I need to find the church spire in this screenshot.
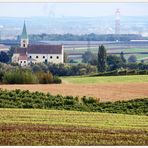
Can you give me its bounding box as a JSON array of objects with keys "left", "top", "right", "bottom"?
[
  {"left": 21, "top": 21, "right": 28, "bottom": 40},
  {"left": 20, "top": 21, "right": 29, "bottom": 48}
]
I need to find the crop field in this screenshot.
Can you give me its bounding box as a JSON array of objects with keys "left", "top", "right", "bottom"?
[
  {"left": 65, "top": 47, "right": 148, "bottom": 54},
  {"left": 65, "top": 47, "right": 148, "bottom": 61},
  {"left": 0, "top": 108, "right": 148, "bottom": 145},
  {"left": 0, "top": 75, "right": 148, "bottom": 101}
]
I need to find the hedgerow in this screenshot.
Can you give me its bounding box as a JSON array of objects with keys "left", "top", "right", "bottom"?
[{"left": 0, "top": 89, "right": 147, "bottom": 115}]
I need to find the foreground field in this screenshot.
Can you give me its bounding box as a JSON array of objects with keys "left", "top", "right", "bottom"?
[
  {"left": 0, "top": 75, "right": 148, "bottom": 101},
  {"left": 0, "top": 108, "right": 148, "bottom": 145}
]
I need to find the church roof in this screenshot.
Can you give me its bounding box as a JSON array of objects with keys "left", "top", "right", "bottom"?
[
  {"left": 15, "top": 48, "right": 27, "bottom": 54},
  {"left": 21, "top": 22, "right": 28, "bottom": 39},
  {"left": 19, "top": 55, "right": 28, "bottom": 61},
  {"left": 28, "top": 45, "right": 62, "bottom": 54},
  {"left": 15, "top": 45, "right": 63, "bottom": 54}
]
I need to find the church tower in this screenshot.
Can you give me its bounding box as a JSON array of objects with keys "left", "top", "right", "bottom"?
[{"left": 20, "top": 21, "right": 29, "bottom": 48}]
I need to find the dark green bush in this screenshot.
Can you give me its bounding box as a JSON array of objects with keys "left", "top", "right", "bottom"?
[
  {"left": 0, "top": 89, "right": 147, "bottom": 115},
  {"left": 138, "top": 70, "right": 147, "bottom": 75},
  {"left": 53, "top": 76, "right": 62, "bottom": 84},
  {"left": 3, "top": 69, "right": 38, "bottom": 84},
  {"left": 118, "top": 70, "right": 127, "bottom": 75},
  {"left": 126, "top": 70, "right": 137, "bottom": 75},
  {"left": 35, "top": 72, "right": 54, "bottom": 84}
]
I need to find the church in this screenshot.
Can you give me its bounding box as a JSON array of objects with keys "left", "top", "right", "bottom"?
[{"left": 12, "top": 22, "right": 64, "bottom": 66}]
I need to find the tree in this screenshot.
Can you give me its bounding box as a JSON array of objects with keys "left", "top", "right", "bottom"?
[
  {"left": 64, "top": 52, "right": 68, "bottom": 63},
  {"left": 7, "top": 46, "right": 18, "bottom": 62},
  {"left": 120, "top": 52, "right": 126, "bottom": 63},
  {"left": 97, "top": 45, "right": 107, "bottom": 72},
  {"left": 82, "top": 51, "right": 97, "bottom": 65},
  {"left": 107, "top": 55, "right": 124, "bottom": 71},
  {"left": 128, "top": 55, "right": 137, "bottom": 63},
  {"left": 0, "top": 51, "right": 9, "bottom": 63}
]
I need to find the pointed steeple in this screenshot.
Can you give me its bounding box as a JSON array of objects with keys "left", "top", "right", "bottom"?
[
  {"left": 20, "top": 21, "right": 29, "bottom": 48},
  {"left": 21, "top": 21, "right": 28, "bottom": 39}
]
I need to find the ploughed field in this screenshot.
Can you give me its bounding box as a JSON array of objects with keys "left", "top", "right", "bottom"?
[
  {"left": 0, "top": 108, "right": 148, "bottom": 145},
  {"left": 0, "top": 75, "right": 148, "bottom": 101}
]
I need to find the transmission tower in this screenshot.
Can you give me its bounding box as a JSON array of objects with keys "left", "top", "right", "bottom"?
[{"left": 115, "top": 9, "right": 120, "bottom": 35}]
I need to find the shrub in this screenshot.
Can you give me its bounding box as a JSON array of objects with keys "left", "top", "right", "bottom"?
[
  {"left": 53, "top": 76, "right": 62, "bottom": 84},
  {"left": 35, "top": 72, "right": 54, "bottom": 84},
  {"left": 127, "top": 70, "right": 137, "bottom": 75},
  {"left": 0, "top": 89, "right": 147, "bottom": 115},
  {"left": 118, "top": 70, "right": 127, "bottom": 75},
  {"left": 138, "top": 70, "right": 147, "bottom": 75},
  {"left": 2, "top": 69, "right": 38, "bottom": 84}
]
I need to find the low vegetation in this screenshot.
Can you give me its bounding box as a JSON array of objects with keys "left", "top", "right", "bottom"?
[
  {"left": 0, "top": 89, "right": 147, "bottom": 115},
  {"left": 0, "top": 108, "right": 148, "bottom": 145},
  {"left": 0, "top": 64, "right": 61, "bottom": 84},
  {"left": 62, "top": 75, "right": 148, "bottom": 84}
]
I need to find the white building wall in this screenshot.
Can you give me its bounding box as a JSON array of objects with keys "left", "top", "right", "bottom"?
[
  {"left": 28, "top": 53, "right": 64, "bottom": 64},
  {"left": 18, "top": 60, "right": 28, "bottom": 66},
  {"left": 12, "top": 53, "right": 19, "bottom": 63}
]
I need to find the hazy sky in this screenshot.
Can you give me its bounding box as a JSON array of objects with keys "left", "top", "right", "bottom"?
[{"left": 0, "top": 3, "right": 148, "bottom": 17}]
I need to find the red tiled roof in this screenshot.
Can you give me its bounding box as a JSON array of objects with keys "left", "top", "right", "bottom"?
[
  {"left": 15, "top": 48, "right": 27, "bottom": 54},
  {"left": 15, "top": 44, "right": 62, "bottom": 54},
  {"left": 19, "top": 55, "right": 28, "bottom": 61}
]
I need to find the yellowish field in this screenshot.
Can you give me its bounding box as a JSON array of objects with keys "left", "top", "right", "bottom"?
[
  {"left": 0, "top": 82, "right": 148, "bottom": 101},
  {"left": 0, "top": 108, "right": 148, "bottom": 145}
]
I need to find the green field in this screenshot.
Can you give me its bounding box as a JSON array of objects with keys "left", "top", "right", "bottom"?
[
  {"left": 62, "top": 75, "right": 148, "bottom": 84},
  {"left": 65, "top": 47, "right": 148, "bottom": 54},
  {"left": 0, "top": 108, "right": 148, "bottom": 145},
  {"left": 65, "top": 48, "right": 148, "bottom": 61}
]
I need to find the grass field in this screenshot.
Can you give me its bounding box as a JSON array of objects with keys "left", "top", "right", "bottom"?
[
  {"left": 62, "top": 75, "right": 148, "bottom": 84},
  {"left": 0, "top": 108, "right": 148, "bottom": 145},
  {"left": 65, "top": 47, "right": 148, "bottom": 61}
]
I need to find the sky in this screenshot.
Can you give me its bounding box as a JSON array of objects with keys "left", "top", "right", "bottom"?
[{"left": 0, "top": 3, "right": 148, "bottom": 17}]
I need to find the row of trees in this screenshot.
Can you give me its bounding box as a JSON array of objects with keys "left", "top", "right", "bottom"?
[
  {"left": 31, "top": 63, "right": 97, "bottom": 76},
  {"left": 82, "top": 45, "right": 143, "bottom": 73},
  {"left": 28, "top": 33, "right": 145, "bottom": 41},
  {"left": 0, "top": 63, "right": 62, "bottom": 84},
  {"left": 97, "top": 45, "right": 138, "bottom": 72}
]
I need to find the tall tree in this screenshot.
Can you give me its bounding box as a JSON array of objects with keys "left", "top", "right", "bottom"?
[
  {"left": 0, "top": 51, "right": 9, "bottom": 63},
  {"left": 107, "top": 55, "right": 123, "bottom": 71},
  {"left": 64, "top": 52, "right": 68, "bottom": 63},
  {"left": 120, "top": 52, "right": 126, "bottom": 63},
  {"left": 82, "top": 51, "right": 97, "bottom": 65},
  {"left": 97, "top": 45, "right": 107, "bottom": 72}
]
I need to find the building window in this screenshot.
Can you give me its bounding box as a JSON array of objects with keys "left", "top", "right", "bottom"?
[
  {"left": 20, "top": 61, "right": 22, "bottom": 63},
  {"left": 57, "top": 56, "right": 59, "bottom": 59},
  {"left": 45, "top": 59, "right": 47, "bottom": 63},
  {"left": 24, "top": 61, "right": 26, "bottom": 63},
  {"left": 43, "top": 56, "right": 45, "bottom": 59},
  {"left": 23, "top": 44, "right": 25, "bottom": 47},
  {"left": 29, "top": 56, "right": 32, "bottom": 59},
  {"left": 36, "top": 56, "right": 38, "bottom": 59},
  {"left": 50, "top": 56, "right": 52, "bottom": 59}
]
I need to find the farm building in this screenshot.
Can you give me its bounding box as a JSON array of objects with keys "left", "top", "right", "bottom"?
[{"left": 12, "top": 22, "right": 64, "bottom": 66}]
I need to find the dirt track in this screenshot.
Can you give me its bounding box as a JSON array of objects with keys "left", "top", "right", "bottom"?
[{"left": 0, "top": 82, "right": 148, "bottom": 102}]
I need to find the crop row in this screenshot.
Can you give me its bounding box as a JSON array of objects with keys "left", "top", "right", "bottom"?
[{"left": 0, "top": 89, "right": 148, "bottom": 115}]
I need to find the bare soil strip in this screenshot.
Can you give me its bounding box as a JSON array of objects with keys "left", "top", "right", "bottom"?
[{"left": 0, "top": 82, "right": 148, "bottom": 101}]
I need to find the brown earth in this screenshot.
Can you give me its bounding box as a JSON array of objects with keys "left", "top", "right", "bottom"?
[
  {"left": 0, "top": 82, "right": 148, "bottom": 101},
  {"left": 0, "top": 123, "right": 147, "bottom": 145}
]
